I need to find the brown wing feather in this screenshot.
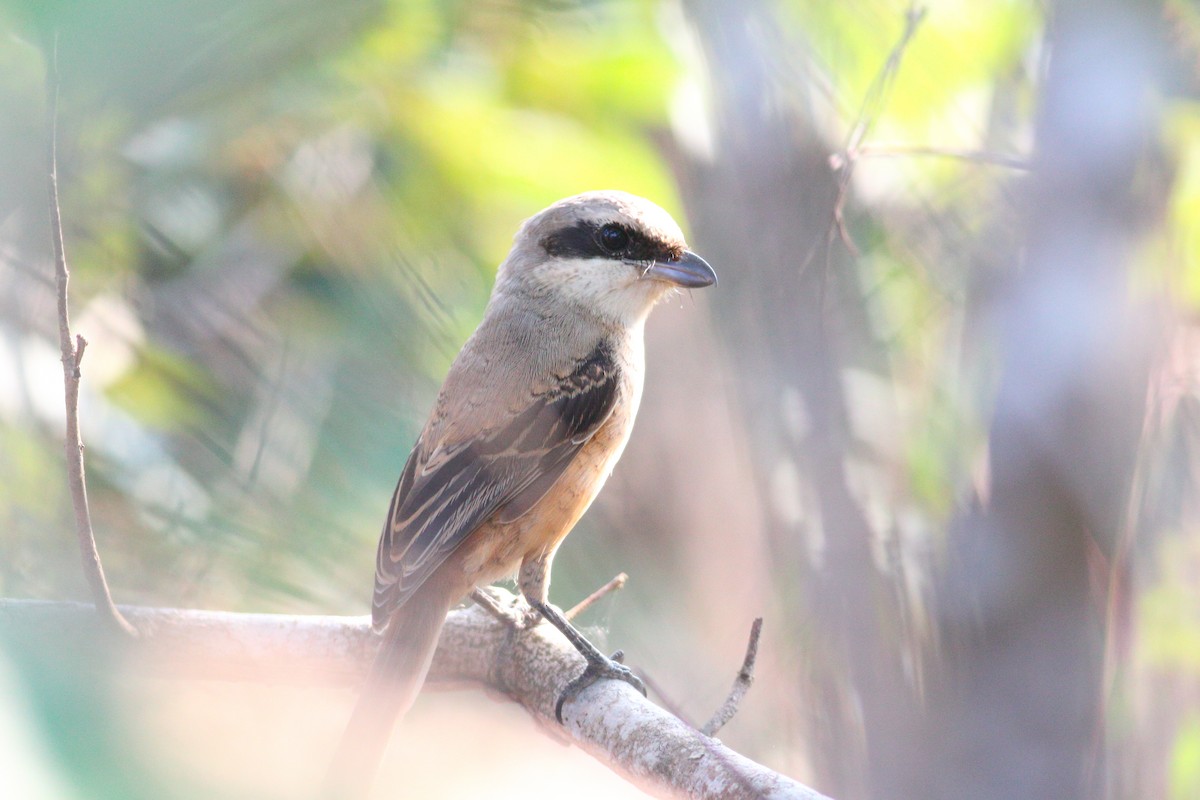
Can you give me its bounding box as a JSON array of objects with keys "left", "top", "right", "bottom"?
[{"left": 372, "top": 341, "right": 620, "bottom": 629}]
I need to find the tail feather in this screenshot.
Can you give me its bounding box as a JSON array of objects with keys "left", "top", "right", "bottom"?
[{"left": 322, "top": 593, "right": 451, "bottom": 799}]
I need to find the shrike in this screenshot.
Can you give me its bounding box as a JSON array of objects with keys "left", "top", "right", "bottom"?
[{"left": 326, "top": 190, "right": 716, "bottom": 796}]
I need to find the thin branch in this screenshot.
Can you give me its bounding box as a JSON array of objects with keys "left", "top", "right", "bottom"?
[
  {"left": 45, "top": 36, "right": 135, "bottom": 637},
  {"left": 834, "top": 144, "right": 1031, "bottom": 171},
  {"left": 470, "top": 586, "right": 522, "bottom": 624},
  {"left": 840, "top": 5, "right": 928, "bottom": 158},
  {"left": 566, "top": 572, "right": 628, "bottom": 621},
  {"left": 702, "top": 617, "right": 764, "bottom": 737},
  {"left": 830, "top": 4, "right": 928, "bottom": 256},
  {"left": 0, "top": 596, "right": 832, "bottom": 800}
]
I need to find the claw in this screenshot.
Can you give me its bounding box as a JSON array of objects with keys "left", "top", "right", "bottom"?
[
  {"left": 524, "top": 599, "right": 646, "bottom": 723},
  {"left": 555, "top": 652, "right": 647, "bottom": 723}
]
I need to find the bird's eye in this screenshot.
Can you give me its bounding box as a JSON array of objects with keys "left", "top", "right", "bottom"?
[{"left": 598, "top": 224, "right": 629, "bottom": 254}]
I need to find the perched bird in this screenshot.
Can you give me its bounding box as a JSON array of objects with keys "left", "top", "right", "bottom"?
[{"left": 325, "top": 190, "right": 716, "bottom": 797}]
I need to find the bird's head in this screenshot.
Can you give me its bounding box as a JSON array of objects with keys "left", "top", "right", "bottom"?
[{"left": 498, "top": 190, "right": 716, "bottom": 326}]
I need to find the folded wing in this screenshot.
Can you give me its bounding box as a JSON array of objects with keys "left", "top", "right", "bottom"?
[{"left": 372, "top": 342, "right": 620, "bottom": 629}]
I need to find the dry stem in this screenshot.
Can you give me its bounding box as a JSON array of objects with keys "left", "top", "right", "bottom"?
[{"left": 45, "top": 37, "right": 134, "bottom": 637}]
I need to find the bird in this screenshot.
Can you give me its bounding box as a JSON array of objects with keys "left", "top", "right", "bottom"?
[{"left": 324, "top": 190, "right": 716, "bottom": 797}]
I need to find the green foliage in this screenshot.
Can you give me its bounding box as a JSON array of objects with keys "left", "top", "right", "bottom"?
[
  {"left": 0, "top": 0, "right": 694, "bottom": 621},
  {"left": 1143, "top": 537, "right": 1200, "bottom": 672},
  {"left": 1173, "top": 718, "right": 1200, "bottom": 800}
]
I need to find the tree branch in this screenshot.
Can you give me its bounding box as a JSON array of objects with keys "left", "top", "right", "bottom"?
[
  {"left": 0, "top": 594, "right": 829, "bottom": 800},
  {"left": 44, "top": 35, "right": 135, "bottom": 637}
]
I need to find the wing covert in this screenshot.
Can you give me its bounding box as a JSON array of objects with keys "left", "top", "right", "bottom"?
[{"left": 372, "top": 341, "right": 620, "bottom": 628}]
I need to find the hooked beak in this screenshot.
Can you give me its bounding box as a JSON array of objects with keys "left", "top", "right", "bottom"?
[{"left": 642, "top": 250, "right": 717, "bottom": 288}]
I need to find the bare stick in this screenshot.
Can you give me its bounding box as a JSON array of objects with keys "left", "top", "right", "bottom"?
[
  {"left": 841, "top": 5, "right": 927, "bottom": 158},
  {"left": 566, "top": 572, "right": 628, "bottom": 621},
  {"left": 45, "top": 37, "right": 135, "bottom": 637},
  {"left": 834, "top": 144, "right": 1031, "bottom": 171},
  {"left": 830, "top": 4, "right": 928, "bottom": 255},
  {"left": 702, "top": 618, "right": 763, "bottom": 737},
  {"left": 471, "top": 587, "right": 522, "bottom": 625}
]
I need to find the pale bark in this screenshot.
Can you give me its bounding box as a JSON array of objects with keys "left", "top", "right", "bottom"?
[{"left": 0, "top": 595, "right": 830, "bottom": 800}]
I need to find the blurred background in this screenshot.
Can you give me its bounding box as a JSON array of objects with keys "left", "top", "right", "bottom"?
[{"left": 0, "top": 0, "right": 1198, "bottom": 798}]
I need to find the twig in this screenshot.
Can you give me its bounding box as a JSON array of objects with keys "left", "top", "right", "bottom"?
[
  {"left": 833, "top": 144, "right": 1031, "bottom": 171},
  {"left": 45, "top": 36, "right": 135, "bottom": 637},
  {"left": 830, "top": 4, "right": 928, "bottom": 256},
  {"left": 468, "top": 587, "right": 516, "bottom": 623},
  {"left": 841, "top": 5, "right": 927, "bottom": 159},
  {"left": 702, "top": 618, "right": 763, "bottom": 737},
  {"left": 566, "top": 572, "right": 628, "bottom": 621}
]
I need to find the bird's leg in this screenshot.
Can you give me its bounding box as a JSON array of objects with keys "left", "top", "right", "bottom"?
[
  {"left": 530, "top": 599, "right": 648, "bottom": 721},
  {"left": 519, "top": 553, "right": 647, "bottom": 723}
]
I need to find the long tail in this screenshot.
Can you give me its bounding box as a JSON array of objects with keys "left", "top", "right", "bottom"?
[{"left": 322, "top": 591, "right": 451, "bottom": 799}]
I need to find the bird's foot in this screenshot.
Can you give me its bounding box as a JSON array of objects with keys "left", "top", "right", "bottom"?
[{"left": 555, "top": 648, "right": 647, "bottom": 723}]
